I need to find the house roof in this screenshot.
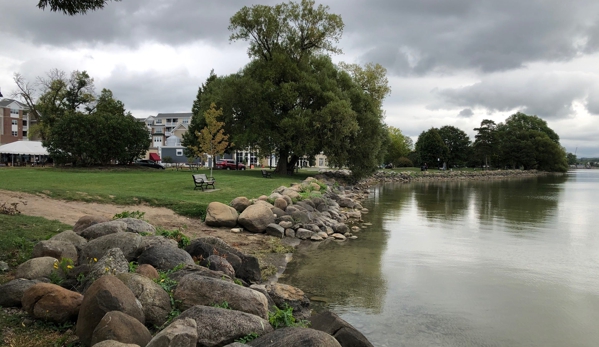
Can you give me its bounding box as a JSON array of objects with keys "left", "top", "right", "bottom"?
[
  {"left": 0, "top": 98, "right": 28, "bottom": 109},
  {"left": 155, "top": 112, "right": 193, "bottom": 119}
]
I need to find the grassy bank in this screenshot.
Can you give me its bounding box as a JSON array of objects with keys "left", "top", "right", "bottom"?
[{"left": 0, "top": 167, "right": 313, "bottom": 218}]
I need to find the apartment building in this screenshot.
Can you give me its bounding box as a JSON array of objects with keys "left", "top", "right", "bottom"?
[
  {"left": 141, "top": 112, "right": 192, "bottom": 161},
  {"left": 0, "top": 98, "right": 32, "bottom": 145}
]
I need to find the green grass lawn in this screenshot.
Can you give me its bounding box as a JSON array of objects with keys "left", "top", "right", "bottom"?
[{"left": 0, "top": 167, "right": 314, "bottom": 218}]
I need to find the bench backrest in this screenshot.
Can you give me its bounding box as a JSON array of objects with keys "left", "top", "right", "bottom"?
[{"left": 193, "top": 174, "right": 203, "bottom": 182}]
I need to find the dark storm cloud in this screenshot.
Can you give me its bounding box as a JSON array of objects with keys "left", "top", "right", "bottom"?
[
  {"left": 6, "top": 0, "right": 599, "bottom": 75},
  {"left": 337, "top": 0, "right": 599, "bottom": 75},
  {"left": 0, "top": 0, "right": 249, "bottom": 48}
]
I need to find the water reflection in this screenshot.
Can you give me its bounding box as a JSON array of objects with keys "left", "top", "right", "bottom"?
[{"left": 282, "top": 172, "right": 599, "bottom": 347}]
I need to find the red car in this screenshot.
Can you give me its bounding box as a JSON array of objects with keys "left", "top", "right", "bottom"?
[{"left": 215, "top": 159, "right": 246, "bottom": 170}]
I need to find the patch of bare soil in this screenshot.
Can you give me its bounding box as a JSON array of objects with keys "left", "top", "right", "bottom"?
[{"left": 0, "top": 189, "right": 272, "bottom": 256}]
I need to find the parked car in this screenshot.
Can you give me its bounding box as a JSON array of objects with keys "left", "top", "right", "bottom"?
[
  {"left": 134, "top": 159, "right": 165, "bottom": 169},
  {"left": 215, "top": 159, "right": 246, "bottom": 170}
]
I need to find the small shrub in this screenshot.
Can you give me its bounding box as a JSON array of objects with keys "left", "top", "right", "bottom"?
[
  {"left": 113, "top": 210, "right": 146, "bottom": 220},
  {"left": 212, "top": 301, "right": 231, "bottom": 310},
  {"left": 128, "top": 261, "right": 138, "bottom": 272},
  {"left": 156, "top": 227, "right": 190, "bottom": 248},
  {"left": 234, "top": 278, "right": 243, "bottom": 286},
  {"left": 235, "top": 332, "right": 259, "bottom": 343},
  {"left": 396, "top": 157, "right": 414, "bottom": 167},
  {"left": 268, "top": 305, "right": 309, "bottom": 329}
]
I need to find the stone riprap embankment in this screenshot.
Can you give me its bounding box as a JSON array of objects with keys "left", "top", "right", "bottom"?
[
  {"left": 0, "top": 176, "right": 374, "bottom": 347},
  {"left": 316, "top": 169, "right": 550, "bottom": 190}
]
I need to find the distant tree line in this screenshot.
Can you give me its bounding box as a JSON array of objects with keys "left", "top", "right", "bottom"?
[{"left": 383, "top": 112, "right": 568, "bottom": 172}]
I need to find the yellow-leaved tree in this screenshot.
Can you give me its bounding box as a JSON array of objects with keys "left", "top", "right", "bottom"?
[{"left": 189, "top": 103, "right": 231, "bottom": 177}]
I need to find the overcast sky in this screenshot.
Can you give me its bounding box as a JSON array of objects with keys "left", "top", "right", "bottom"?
[{"left": 1, "top": 0, "right": 598, "bottom": 157}]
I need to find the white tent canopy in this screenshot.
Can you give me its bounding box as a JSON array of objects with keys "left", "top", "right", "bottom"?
[{"left": 0, "top": 141, "right": 48, "bottom": 155}]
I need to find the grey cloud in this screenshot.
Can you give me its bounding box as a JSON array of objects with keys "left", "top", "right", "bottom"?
[
  {"left": 5, "top": 0, "right": 599, "bottom": 76},
  {"left": 99, "top": 67, "right": 199, "bottom": 114},
  {"left": 458, "top": 108, "right": 473, "bottom": 118},
  {"left": 436, "top": 72, "right": 593, "bottom": 119},
  {"left": 1, "top": 0, "right": 249, "bottom": 48},
  {"left": 338, "top": 0, "right": 599, "bottom": 75}
]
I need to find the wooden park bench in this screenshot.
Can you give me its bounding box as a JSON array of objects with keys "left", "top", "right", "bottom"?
[
  {"left": 192, "top": 174, "right": 216, "bottom": 191},
  {"left": 261, "top": 169, "right": 272, "bottom": 178}
]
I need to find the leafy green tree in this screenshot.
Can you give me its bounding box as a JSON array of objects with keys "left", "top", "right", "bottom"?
[
  {"left": 384, "top": 126, "right": 411, "bottom": 166},
  {"left": 438, "top": 125, "right": 471, "bottom": 168},
  {"left": 220, "top": 0, "right": 387, "bottom": 179},
  {"left": 183, "top": 71, "right": 218, "bottom": 159},
  {"left": 473, "top": 119, "right": 498, "bottom": 169},
  {"left": 13, "top": 69, "right": 96, "bottom": 140},
  {"left": 37, "top": 0, "right": 120, "bottom": 15},
  {"left": 495, "top": 112, "right": 567, "bottom": 172},
  {"left": 415, "top": 128, "right": 449, "bottom": 169},
  {"left": 42, "top": 88, "right": 148, "bottom": 166},
  {"left": 188, "top": 103, "right": 231, "bottom": 177},
  {"left": 567, "top": 152, "right": 577, "bottom": 165}
]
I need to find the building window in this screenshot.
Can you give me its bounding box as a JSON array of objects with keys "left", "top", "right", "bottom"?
[
  {"left": 12, "top": 131, "right": 18, "bottom": 136},
  {"left": 182, "top": 118, "right": 189, "bottom": 124},
  {"left": 22, "top": 131, "right": 27, "bottom": 137},
  {"left": 22, "top": 120, "right": 27, "bottom": 126},
  {"left": 153, "top": 137, "right": 162, "bottom": 145},
  {"left": 172, "top": 118, "right": 178, "bottom": 124},
  {"left": 10, "top": 109, "right": 19, "bottom": 115},
  {"left": 176, "top": 149, "right": 183, "bottom": 156},
  {"left": 319, "top": 158, "right": 324, "bottom": 166},
  {"left": 12, "top": 120, "right": 18, "bottom": 126},
  {"left": 155, "top": 119, "right": 162, "bottom": 124}
]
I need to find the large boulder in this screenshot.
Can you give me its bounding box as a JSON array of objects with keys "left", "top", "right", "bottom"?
[
  {"left": 248, "top": 327, "right": 341, "bottom": 347},
  {"left": 201, "top": 255, "right": 235, "bottom": 278},
  {"left": 80, "top": 221, "right": 128, "bottom": 240},
  {"left": 205, "top": 202, "right": 239, "bottom": 228},
  {"left": 185, "top": 237, "right": 261, "bottom": 283},
  {"left": 266, "top": 283, "right": 311, "bottom": 320},
  {"left": 74, "top": 215, "right": 110, "bottom": 234},
  {"left": 79, "top": 233, "right": 143, "bottom": 263},
  {"left": 91, "top": 341, "right": 140, "bottom": 347},
  {"left": 76, "top": 275, "right": 145, "bottom": 347},
  {"left": 273, "top": 198, "right": 288, "bottom": 211},
  {"left": 50, "top": 230, "right": 88, "bottom": 249},
  {"left": 90, "top": 311, "right": 152, "bottom": 347},
  {"left": 87, "top": 248, "right": 129, "bottom": 283},
  {"left": 309, "top": 310, "right": 374, "bottom": 347},
  {"left": 238, "top": 204, "right": 275, "bottom": 233},
  {"left": 116, "top": 273, "right": 172, "bottom": 327},
  {"left": 168, "top": 264, "right": 233, "bottom": 283},
  {"left": 137, "top": 244, "right": 195, "bottom": 271},
  {"left": 173, "top": 273, "right": 269, "bottom": 319},
  {"left": 230, "top": 197, "right": 251, "bottom": 213},
  {"left": 0, "top": 278, "right": 43, "bottom": 307},
  {"left": 139, "top": 236, "right": 179, "bottom": 253},
  {"left": 174, "top": 305, "right": 272, "bottom": 347},
  {"left": 281, "top": 189, "right": 300, "bottom": 201},
  {"left": 32, "top": 240, "right": 78, "bottom": 264},
  {"left": 135, "top": 264, "right": 159, "bottom": 280},
  {"left": 15, "top": 256, "right": 58, "bottom": 280},
  {"left": 115, "top": 218, "right": 156, "bottom": 235},
  {"left": 22, "top": 283, "right": 83, "bottom": 324},
  {"left": 265, "top": 224, "right": 284, "bottom": 238},
  {"left": 146, "top": 317, "right": 197, "bottom": 347}
]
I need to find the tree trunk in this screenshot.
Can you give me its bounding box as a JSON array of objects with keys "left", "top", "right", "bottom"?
[{"left": 274, "top": 148, "right": 299, "bottom": 175}]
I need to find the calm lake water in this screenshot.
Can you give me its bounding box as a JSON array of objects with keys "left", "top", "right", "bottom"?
[{"left": 280, "top": 170, "right": 599, "bottom": 347}]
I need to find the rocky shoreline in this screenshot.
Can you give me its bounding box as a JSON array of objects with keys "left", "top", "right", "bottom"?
[{"left": 0, "top": 169, "right": 553, "bottom": 347}]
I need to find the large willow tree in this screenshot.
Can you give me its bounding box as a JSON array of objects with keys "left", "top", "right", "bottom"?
[{"left": 189, "top": 0, "right": 389, "bottom": 180}]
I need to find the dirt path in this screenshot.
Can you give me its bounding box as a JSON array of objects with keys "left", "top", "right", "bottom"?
[{"left": 0, "top": 189, "right": 272, "bottom": 254}]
